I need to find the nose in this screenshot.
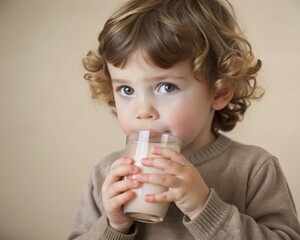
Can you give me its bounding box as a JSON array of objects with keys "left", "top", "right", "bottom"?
[{"left": 135, "top": 101, "right": 159, "bottom": 120}]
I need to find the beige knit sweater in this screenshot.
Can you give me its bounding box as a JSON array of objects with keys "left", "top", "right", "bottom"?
[{"left": 67, "top": 134, "right": 300, "bottom": 239}]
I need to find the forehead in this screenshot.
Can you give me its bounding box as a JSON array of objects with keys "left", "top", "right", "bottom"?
[{"left": 107, "top": 50, "right": 194, "bottom": 80}]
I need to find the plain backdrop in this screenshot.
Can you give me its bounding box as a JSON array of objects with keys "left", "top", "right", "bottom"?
[{"left": 0, "top": 0, "right": 299, "bottom": 239}]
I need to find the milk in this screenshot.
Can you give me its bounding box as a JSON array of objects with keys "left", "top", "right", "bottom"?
[{"left": 123, "top": 131, "right": 181, "bottom": 223}]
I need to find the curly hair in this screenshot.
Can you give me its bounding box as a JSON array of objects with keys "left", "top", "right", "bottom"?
[{"left": 83, "top": 0, "right": 264, "bottom": 132}]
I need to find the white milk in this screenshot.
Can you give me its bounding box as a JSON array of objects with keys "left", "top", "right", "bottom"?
[{"left": 123, "top": 137, "right": 181, "bottom": 223}]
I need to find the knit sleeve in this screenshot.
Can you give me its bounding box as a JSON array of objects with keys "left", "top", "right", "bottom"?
[
  {"left": 67, "top": 153, "right": 138, "bottom": 240},
  {"left": 183, "top": 158, "right": 300, "bottom": 239}
]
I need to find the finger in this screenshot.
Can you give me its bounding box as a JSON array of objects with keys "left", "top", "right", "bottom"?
[
  {"left": 109, "top": 191, "right": 136, "bottom": 211},
  {"left": 105, "top": 179, "right": 140, "bottom": 199},
  {"left": 144, "top": 191, "right": 175, "bottom": 203},
  {"left": 141, "top": 157, "right": 182, "bottom": 175},
  {"left": 110, "top": 157, "right": 134, "bottom": 169},
  {"left": 151, "top": 147, "right": 190, "bottom": 167},
  {"left": 103, "top": 164, "right": 140, "bottom": 190},
  {"left": 136, "top": 173, "right": 181, "bottom": 188}
]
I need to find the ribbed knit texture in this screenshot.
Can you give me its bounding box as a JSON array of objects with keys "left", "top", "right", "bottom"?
[
  {"left": 186, "top": 134, "right": 231, "bottom": 165},
  {"left": 183, "top": 189, "right": 231, "bottom": 239},
  {"left": 102, "top": 226, "right": 136, "bottom": 240}
]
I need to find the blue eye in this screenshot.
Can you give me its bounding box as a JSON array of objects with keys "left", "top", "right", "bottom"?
[
  {"left": 119, "top": 86, "right": 134, "bottom": 96},
  {"left": 158, "top": 83, "right": 178, "bottom": 93}
]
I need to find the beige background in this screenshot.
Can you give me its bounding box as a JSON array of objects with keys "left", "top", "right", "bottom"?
[{"left": 0, "top": 0, "right": 299, "bottom": 239}]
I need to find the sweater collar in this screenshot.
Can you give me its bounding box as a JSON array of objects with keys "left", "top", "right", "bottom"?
[{"left": 184, "top": 134, "right": 232, "bottom": 166}]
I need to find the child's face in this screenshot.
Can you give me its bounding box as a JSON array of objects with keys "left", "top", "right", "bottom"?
[{"left": 108, "top": 51, "right": 216, "bottom": 154}]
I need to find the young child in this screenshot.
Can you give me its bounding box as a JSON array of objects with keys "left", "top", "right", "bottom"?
[{"left": 68, "top": 0, "right": 300, "bottom": 239}]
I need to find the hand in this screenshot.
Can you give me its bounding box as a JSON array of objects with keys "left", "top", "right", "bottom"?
[
  {"left": 136, "top": 147, "right": 210, "bottom": 220},
  {"left": 102, "top": 157, "right": 141, "bottom": 233}
]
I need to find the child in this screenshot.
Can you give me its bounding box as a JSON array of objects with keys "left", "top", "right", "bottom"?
[{"left": 68, "top": 0, "right": 300, "bottom": 239}]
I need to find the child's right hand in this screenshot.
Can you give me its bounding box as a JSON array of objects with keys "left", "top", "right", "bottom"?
[{"left": 101, "top": 157, "right": 140, "bottom": 233}]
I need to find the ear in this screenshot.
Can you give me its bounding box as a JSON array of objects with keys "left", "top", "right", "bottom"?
[{"left": 212, "top": 85, "right": 235, "bottom": 111}]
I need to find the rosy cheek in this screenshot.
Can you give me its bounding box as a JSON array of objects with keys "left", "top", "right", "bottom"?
[{"left": 168, "top": 108, "right": 197, "bottom": 136}]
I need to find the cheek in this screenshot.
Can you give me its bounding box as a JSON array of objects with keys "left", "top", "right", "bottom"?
[
  {"left": 166, "top": 101, "right": 212, "bottom": 140},
  {"left": 116, "top": 108, "right": 132, "bottom": 134},
  {"left": 167, "top": 106, "right": 199, "bottom": 135}
]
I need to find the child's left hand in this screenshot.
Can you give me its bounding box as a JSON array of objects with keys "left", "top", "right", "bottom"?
[{"left": 136, "top": 146, "right": 210, "bottom": 220}]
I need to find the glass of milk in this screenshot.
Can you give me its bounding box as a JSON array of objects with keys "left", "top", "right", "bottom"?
[{"left": 123, "top": 130, "right": 182, "bottom": 223}]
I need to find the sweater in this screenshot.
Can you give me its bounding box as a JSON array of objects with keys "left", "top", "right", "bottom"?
[{"left": 67, "top": 134, "right": 300, "bottom": 239}]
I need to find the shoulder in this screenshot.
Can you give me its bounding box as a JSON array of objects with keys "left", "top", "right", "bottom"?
[
  {"left": 212, "top": 135, "right": 288, "bottom": 205},
  {"left": 187, "top": 133, "right": 277, "bottom": 168},
  {"left": 220, "top": 134, "right": 276, "bottom": 161},
  {"left": 210, "top": 134, "right": 281, "bottom": 176},
  {"left": 221, "top": 134, "right": 280, "bottom": 177}
]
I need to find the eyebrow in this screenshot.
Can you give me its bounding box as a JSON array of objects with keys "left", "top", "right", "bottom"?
[
  {"left": 111, "top": 78, "right": 129, "bottom": 84},
  {"left": 152, "top": 75, "right": 187, "bottom": 81},
  {"left": 111, "top": 75, "right": 187, "bottom": 84}
]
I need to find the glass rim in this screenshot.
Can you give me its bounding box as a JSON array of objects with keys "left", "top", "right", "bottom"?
[{"left": 126, "top": 130, "right": 182, "bottom": 146}]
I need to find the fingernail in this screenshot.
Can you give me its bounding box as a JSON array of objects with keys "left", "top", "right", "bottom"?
[
  {"left": 132, "top": 166, "right": 139, "bottom": 173},
  {"left": 141, "top": 158, "right": 149, "bottom": 164},
  {"left": 131, "top": 180, "right": 139, "bottom": 187},
  {"left": 144, "top": 195, "right": 154, "bottom": 202},
  {"left": 151, "top": 146, "right": 161, "bottom": 154},
  {"left": 136, "top": 174, "right": 144, "bottom": 181}
]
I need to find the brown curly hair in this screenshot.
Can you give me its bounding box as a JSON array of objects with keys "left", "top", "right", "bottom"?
[{"left": 83, "top": 0, "right": 263, "bottom": 132}]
